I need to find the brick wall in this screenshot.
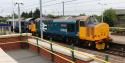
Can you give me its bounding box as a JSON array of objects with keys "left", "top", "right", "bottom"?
[
  {"left": 0, "top": 36, "right": 91, "bottom": 63},
  {"left": 0, "top": 36, "right": 28, "bottom": 51},
  {"left": 29, "top": 43, "right": 89, "bottom": 63}
]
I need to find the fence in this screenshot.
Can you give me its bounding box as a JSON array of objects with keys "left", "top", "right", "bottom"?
[
  {"left": 27, "top": 35, "right": 110, "bottom": 63},
  {"left": 0, "top": 33, "right": 110, "bottom": 63},
  {"left": 0, "top": 24, "right": 11, "bottom": 35}
]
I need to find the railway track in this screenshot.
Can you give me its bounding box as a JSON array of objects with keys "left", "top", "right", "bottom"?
[
  {"left": 105, "top": 48, "right": 125, "bottom": 57},
  {"left": 41, "top": 36, "right": 125, "bottom": 57},
  {"left": 55, "top": 40, "right": 125, "bottom": 57},
  {"left": 104, "top": 43, "right": 125, "bottom": 57}
]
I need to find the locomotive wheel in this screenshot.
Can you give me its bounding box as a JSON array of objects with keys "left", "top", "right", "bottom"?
[
  {"left": 104, "top": 41, "right": 110, "bottom": 50},
  {"left": 66, "top": 37, "right": 72, "bottom": 45}
]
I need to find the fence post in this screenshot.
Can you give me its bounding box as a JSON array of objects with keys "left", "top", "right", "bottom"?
[
  {"left": 50, "top": 38, "right": 54, "bottom": 62},
  {"left": 1, "top": 26, "right": 3, "bottom": 35},
  {"left": 36, "top": 38, "right": 40, "bottom": 55},
  {"left": 0, "top": 27, "right": 1, "bottom": 35},
  {"left": 20, "top": 32, "right": 23, "bottom": 49},
  {"left": 26, "top": 31, "right": 29, "bottom": 49},
  {"left": 26, "top": 32, "right": 28, "bottom": 43},
  {"left": 105, "top": 54, "right": 109, "bottom": 63},
  {"left": 71, "top": 44, "right": 75, "bottom": 62}
]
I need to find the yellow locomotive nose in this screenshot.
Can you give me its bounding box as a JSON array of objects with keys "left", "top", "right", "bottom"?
[{"left": 78, "top": 16, "right": 110, "bottom": 50}]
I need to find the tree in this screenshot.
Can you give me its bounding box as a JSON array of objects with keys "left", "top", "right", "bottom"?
[
  {"left": 21, "top": 12, "right": 26, "bottom": 18},
  {"left": 28, "top": 11, "right": 33, "bottom": 18},
  {"left": 47, "top": 14, "right": 55, "bottom": 18},
  {"left": 103, "top": 8, "right": 117, "bottom": 27},
  {"left": 92, "top": 15, "right": 102, "bottom": 22},
  {"left": 13, "top": 13, "right": 18, "bottom": 19},
  {"left": 79, "top": 13, "right": 86, "bottom": 16},
  {"left": 0, "top": 16, "right": 5, "bottom": 21},
  {"left": 21, "top": 12, "right": 29, "bottom": 18},
  {"left": 33, "top": 8, "right": 40, "bottom": 18}
]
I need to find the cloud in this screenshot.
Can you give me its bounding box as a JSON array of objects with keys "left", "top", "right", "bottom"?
[{"left": 1, "top": 0, "right": 125, "bottom": 17}]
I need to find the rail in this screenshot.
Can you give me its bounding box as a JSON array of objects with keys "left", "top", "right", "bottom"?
[{"left": 110, "top": 27, "right": 125, "bottom": 30}]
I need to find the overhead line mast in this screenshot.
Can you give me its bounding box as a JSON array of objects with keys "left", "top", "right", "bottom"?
[{"left": 15, "top": 2, "right": 23, "bottom": 33}]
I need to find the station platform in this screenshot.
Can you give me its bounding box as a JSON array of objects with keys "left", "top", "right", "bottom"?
[
  {"left": 6, "top": 49, "right": 52, "bottom": 63},
  {"left": 0, "top": 48, "right": 17, "bottom": 63},
  {"left": 0, "top": 33, "right": 109, "bottom": 63},
  {"left": 110, "top": 35, "right": 125, "bottom": 45}
]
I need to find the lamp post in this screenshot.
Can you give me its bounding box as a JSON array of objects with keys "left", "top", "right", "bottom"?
[
  {"left": 98, "top": 3, "right": 107, "bottom": 22},
  {"left": 39, "top": 0, "right": 43, "bottom": 38},
  {"left": 62, "top": 1, "right": 65, "bottom": 16},
  {"left": 12, "top": 0, "right": 15, "bottom": 33}
]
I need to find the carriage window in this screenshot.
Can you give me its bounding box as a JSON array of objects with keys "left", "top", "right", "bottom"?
[
  {"left": 61, "top": 24, "right": 67, "bottom": 28},
  {"left": 80, "top": 21, "right": 85, "bottom": 27},
  {"left": 8, "top": 22, "right": 12, "bottom": 25},
  {"left": 85, "top": 16, "right": 99, "bottom": 26},
  {"left": 67, "top": 24, "right": 75, "bottom": 32},
  {"left": 21, "top": 22, "right": 25, "bottom": 26}
]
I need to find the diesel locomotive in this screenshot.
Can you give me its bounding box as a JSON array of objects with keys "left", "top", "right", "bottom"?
[
  {"left": 7, "top": 16, "right": 111, "bottom": 50},
  {"left": 32, "top": 16, "right": 111, "bottom": 50}
]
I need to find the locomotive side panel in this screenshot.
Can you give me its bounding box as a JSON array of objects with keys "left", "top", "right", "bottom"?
[{"left": 43, "top": 20, "right": 77, "bottom": 37}]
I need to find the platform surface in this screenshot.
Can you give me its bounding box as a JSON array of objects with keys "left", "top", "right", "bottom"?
[
  {"left": 5, "top": 49, "right": 52, "bottom": 63},
  {"left": 110, "top": 35, "right": 125, "bottom": 44},
  {"left": 0, "top": 48, "right": 18, "bottom": 63}
]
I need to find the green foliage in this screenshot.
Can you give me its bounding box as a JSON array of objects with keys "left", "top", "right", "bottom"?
[
  {"left": 14, "top": 13, "right": 18, "bottom": 18},
  {"left": 47, "top": 14, "right": 55, "bottom": 18},
  {"left": 79, "top": 13, "right": 86, "bottom": 16},
  {"left": 21, "top": 8, "right": 40, "bottom": 18},
  {"left": 92, "top": 15, "right": 101, "bottom": 22},
  {"left": 103, "top": 8, "right": 117, "bottom": 27},
  {"left": 21, "top": 12, "right": 26, "bottom": 18},
  {"left": 33, "top": 8, "right": 40, "bottom": 18},
  {"left": 0, "top": 16, "right": 7, "bottom": 23},
  {"left": 21, "top": 12, "right": 29, "bottom": 18},
  {"left": 28, "top": 11, "right": 33, "bottom": 18}
]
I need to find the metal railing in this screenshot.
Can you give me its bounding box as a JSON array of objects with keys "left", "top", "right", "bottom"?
[
  {"left": 0, "top": 24, "right": 11, "bottom": 35},
  {"left": 0, "top": 33, "right": 110, "bottom": 63},
  {"left": 28, "top": 35, "right": 110, "bottom": 63}
]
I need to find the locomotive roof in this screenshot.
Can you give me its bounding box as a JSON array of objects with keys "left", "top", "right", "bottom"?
[
  {"left": 53, "top": 16, "right": 89, "bottom": 22},
  {"left": 7, "top": 18, "right": 25, "bottom": 22},
  {"left": 53, "top": 19, "right": 76, "bottom": 22},
  {"left": 75, "top": 16, "right": 89, "bottom": 21}
]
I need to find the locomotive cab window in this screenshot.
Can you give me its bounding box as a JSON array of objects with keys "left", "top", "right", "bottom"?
[
  {"left": 67, "top": 24, "right": 75, "bottom": 32},
  {"left": 80, "top": 21, "right": 85, "bottom": 27}
]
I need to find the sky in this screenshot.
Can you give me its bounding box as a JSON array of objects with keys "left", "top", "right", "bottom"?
[{"left": 1, "top": 0, "right": 125, "bottom": 17}]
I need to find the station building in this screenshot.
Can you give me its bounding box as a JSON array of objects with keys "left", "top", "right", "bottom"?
[{"left": 115, "top": 9, "right": 125, "bottom": 27}]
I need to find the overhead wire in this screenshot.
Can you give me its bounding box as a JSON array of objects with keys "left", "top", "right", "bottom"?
[
  {"left": 22, "top": 0, "right": 57, "bottom": 8},
  {"left": 19, "top": 0, "right": 125, "bottom": 16},
  {"left": 21, "top": 0, "right": 94, "bottom": 12}
]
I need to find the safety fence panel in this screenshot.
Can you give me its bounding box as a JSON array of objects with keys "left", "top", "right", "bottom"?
[{"left": 0, "top": 24, "right": 11, "bottom": 35}]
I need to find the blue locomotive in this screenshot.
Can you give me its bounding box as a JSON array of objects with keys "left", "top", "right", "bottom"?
[
  {"left": 34, "top": 16, "right": 111, "bottom": 50},
  {"left": 35, "top": 18, "right": 79, "bottom": 44}
]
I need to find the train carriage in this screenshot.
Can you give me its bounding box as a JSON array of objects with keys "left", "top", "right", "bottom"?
[{"left": 7, "top": 19, "right": 28, "bottom": 33}]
